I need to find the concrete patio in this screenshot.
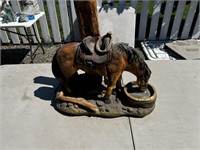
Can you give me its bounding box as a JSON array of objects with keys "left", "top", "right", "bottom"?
[{"left": 0, "top": 60, "right": 200, "bottom": 150}]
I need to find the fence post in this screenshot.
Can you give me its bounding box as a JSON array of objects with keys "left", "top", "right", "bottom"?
[
  {"left": 8, "top": 0, "right": 24, "bottom": 44},
  {"left": 58, "top": 0, "right": 71, "bottom": 42},
  {"left": 0, "top": 30, "right": 10, "bottom": 43},
  {"left": 192, "top": 4, "right": 200, "bottom": 39},
  {"left": 37, "top": 0, "right": 51, "bottom": 44},
  {"left": 131, "top": 0, "right": 138, "bottom": 10},
  {"left": 170, "top": 0, "right": 186, "bottom": 40},
  {"left": 69, "top": 0, "right": 81, "bottom": 41},
  {"left": 46, "top": 0, "right": 61, "bottom": 43},
  {"left": 181, "top": 0, "right": 198, "bottom": 39},
  {"left": 159, "top": 0, "right": 174, "bottom": 40},
  {"left": 148, "top": 0, "right": 162, "bottom": 40},
  {"left": 138, "top": 0, "right": 150, "bottom": 40}
]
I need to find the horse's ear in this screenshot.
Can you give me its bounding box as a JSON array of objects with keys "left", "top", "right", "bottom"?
[
  {"left": 107, "top": 31, "right": 112, "bottom": 36},
  {"left": 94, "top": 34, "right": 101, "bottom": 42}
]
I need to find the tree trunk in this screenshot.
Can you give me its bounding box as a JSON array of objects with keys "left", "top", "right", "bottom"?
[{"left": 74, "top": 0, "right": 100, "bottom": 40}]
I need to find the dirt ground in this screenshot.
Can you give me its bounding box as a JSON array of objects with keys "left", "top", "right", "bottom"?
[{"left": 0, "top": 42, "right": 145, "bottom": 65}]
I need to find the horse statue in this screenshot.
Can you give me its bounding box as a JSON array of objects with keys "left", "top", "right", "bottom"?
[{"left": 52, "top": 32, "right": 151, "bottom": 112}]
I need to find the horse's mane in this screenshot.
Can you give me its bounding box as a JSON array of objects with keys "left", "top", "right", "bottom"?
[
  {"left": 116, "top": 43, "right": 142, "bottom": 63},
  {"left": 117, "top": 42, "right": 151, "bottom": 79}
]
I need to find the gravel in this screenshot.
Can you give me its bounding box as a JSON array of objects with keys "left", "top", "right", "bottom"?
[{"left": 1, "top": 44, "right": 62, "bottom": 65}]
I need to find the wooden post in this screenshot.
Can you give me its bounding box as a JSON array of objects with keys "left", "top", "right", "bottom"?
[
  {"left": 74, "top": 0, "right": 102, "bottom": 84},
  {"left": 74, "top": 0, "right": 100, "bottom": 40}
]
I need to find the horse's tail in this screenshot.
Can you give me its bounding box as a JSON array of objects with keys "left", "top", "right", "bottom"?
[{"left": 51, "top": 52, "right": 65, "bottom": 82}]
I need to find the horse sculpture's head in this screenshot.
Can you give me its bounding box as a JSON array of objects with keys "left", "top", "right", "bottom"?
[
  {"left": 117, "top": 43, "right": 151, "bottom": 92},
  {"left": 134, "top": 54, "right": 151, "bottom": 92},
  {"left": 137, "top": 66, "right": 151, "bottom": 92}
]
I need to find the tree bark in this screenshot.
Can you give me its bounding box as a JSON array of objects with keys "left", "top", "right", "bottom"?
[{"left": 74, "top": 0, "right": 100, "bottom": 40}]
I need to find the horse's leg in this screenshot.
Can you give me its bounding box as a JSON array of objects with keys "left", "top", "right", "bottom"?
[
  {"left": 62, "top": 71, "right": 79, "bottom": 95},
  {"left": 63, "top": 78, "right": 72, "bottom": 95},
  {"left": 116, "top": 74, "right": 123, "bottom": 93},
  {"left": 116, "top": 74, "right": 122, "bottom": 88},
  {"left": 56, "top": 42, "right": 79, "bottom": 95},
  {"left": 104, "top": 72, "right": 122, "bottom": 103},
  {"left": 58, "top": 61, "right": 78, "bottom": 95}
]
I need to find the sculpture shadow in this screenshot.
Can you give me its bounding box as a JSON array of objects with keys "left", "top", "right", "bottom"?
[
  {"left": 33, "top": 74, "right": 105, "bottom": 105},
  {"left": 34, "top": 76, "right": 59, "bottom": 103},
  {"left": 68, "top": 73, "right": 106, "bottom": 99}
]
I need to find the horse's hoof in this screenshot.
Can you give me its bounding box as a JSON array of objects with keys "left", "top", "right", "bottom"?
[{"left": 104, "top": 99, "right": 111, "bottom": 104}]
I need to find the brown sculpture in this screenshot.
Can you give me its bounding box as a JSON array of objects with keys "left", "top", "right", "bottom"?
[{"left": 52, "top": 32, "right": 156, "bottom": 117}]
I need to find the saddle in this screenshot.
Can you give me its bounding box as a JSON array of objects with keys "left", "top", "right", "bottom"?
[{"left": 76, "top": 32, "right": 113, "bottom": 66}]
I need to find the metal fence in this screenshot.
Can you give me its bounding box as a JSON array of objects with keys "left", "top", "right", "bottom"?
[{"left": 0, "top": 0, "right": 199, "bottom": 44}]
